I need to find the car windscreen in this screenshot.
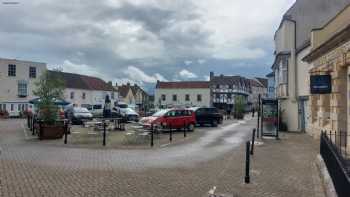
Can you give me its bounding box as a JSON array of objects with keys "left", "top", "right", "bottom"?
[
  {"left": 152, "top": 110, "right": 168, "bottom": 117},
  {"left": 117, "top": 104, "right": 128, "bottom": 108},
  {"left": 73, "top": 108, "right": 90, "bottom": 113}
]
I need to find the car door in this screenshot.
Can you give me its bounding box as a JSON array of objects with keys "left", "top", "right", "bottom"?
[
  {"left": 164, "top": 110, "right": 177, "bottom": 129},
  {"left": 195, "top": 108, "right": 205, "bottom": 124}
]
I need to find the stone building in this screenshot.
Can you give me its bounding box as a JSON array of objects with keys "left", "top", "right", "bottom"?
[
  {"left": 0, "top": 58, "right": 47, "bottom": 117},
  {"left": 303, "top": 4, "right": 350, "bottom": 144},
  {"left": 271, "top": 0, "right": 350, "bottom": 132}
]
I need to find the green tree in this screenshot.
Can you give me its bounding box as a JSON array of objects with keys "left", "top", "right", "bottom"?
[
  {"left": 234, "top": 95, "right": 245, "bottom": 119},
  {"left": 33, "top": 71, "right": 65, "bottom": 124}
]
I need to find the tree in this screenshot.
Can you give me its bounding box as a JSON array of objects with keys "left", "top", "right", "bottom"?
[
  {"left": 234, "top": 95, "right": 246, "bottom": 119},
  {"left": 33, "top": 71, "right": 65, "bottom": 124}
]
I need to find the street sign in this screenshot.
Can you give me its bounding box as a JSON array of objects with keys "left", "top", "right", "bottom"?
[{"left": 260, "top": 98, "right": 278, "bottom": 138}]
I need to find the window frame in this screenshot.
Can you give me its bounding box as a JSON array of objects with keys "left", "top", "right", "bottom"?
[
  {"left": 8, "top": 64, "right": 16, "bottom": 77},
  {"left": 17, "top": 80, "right": 28, "bottom": 98},
  {"left": 29, "top": 66, "right": 36, "bottom": 78}
]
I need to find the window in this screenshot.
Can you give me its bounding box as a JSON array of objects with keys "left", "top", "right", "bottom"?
[
  {"left": 216, "top": 84, "right": 220, "bottom": 89},
  {"left": 197, "top": 94, "right": 202, "bottom": 102},
  {"left": 11, "top": 104, "right": 14, "bottom": 111},
  {"left": 82, "top": 92, "right": 86, "bottom": 99},
  {"left": 172, "top": 94, "right": 177, "bottom": 101},
  {"left": 185, "top": 94, "right": 190, "bottom": 101},
  {"left": 70, "top": 92, "right": 74, "bottom": 99},
  {"left": 29, "top": 67, "right": 36, "bottom": 78},
  {"left": 161, "top": 94, "right": 166, "bottom": 101},
  {"left": 8, "top": 64, "right": 16, "bottom": 76},
  {"left": 18, "top": 80, "right": 28, "bottom": 97}
]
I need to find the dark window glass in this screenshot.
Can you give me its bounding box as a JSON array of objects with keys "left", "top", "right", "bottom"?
[
  {"left": 82, "top": 92, "right": 86, "bottom": 99},
  {"left": 8, "top": 64, "right": 16, "bottom": 76},
  {"left": 70, "top": 92, "right": 74, "bottom": 99},
  {"left": 29, "top": 67, "right": 36, "bottom": 78},
  {"left": 172, "top": 94, "right": 177, "bottom": 101},
  {"left": 161, "top": 94, "right": 166, "bottom": 101},
  {"left": 197, "top": 94, "right": 202, "bottom": 101},
  {"left": 18, "top": 81, "right": 28, "bottom": 97},
  {"left": 185, "top": 94, "right": 190, "bottom": 101}
]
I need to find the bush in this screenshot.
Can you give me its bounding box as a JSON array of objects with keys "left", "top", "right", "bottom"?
[{"left": 234, "top": 95, "right": 246, "bottom": 119}]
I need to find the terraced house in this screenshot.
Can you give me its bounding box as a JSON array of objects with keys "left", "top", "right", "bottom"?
[{"left": 271, "top": 0, "right": 350, "bottom": 132}]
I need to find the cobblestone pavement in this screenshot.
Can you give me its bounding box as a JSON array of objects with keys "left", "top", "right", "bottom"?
[{"left": 0, "top": 118, "right": 325, "bottom": 197}]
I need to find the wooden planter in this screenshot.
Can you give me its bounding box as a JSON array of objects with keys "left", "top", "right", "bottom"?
[{"left": 38, "top": 122, "right": 65, "bottom": 140}]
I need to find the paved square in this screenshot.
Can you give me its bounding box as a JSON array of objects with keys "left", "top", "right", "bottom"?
[{"left": 0, "top": 118, "right": 325, "bottom": 197}]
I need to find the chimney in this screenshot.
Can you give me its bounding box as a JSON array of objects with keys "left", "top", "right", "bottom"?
[{"left": 210, "top": 72, "right": 214, "bottom": 80}]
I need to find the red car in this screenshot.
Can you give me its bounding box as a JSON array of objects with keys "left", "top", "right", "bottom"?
[{"left": 140, "top": 109, "right": 196, "bottom": 131}]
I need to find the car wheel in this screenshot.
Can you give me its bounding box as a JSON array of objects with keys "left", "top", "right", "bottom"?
[
  {"left": 212, "top": 120, "right": 218, "bottom": 127},
  {"left": 188, "top": 123, "right": 195, "bottom": 132}
]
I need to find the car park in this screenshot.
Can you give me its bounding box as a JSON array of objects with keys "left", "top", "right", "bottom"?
[
  {"left": 139, "top": 108, "right": 196, "bottom": 131},
  {"left": 190, "top": 107, "right": 223, "bottom": 127},
  {"left": 65, "top": 107, "right": 93, "bottom": 124}
]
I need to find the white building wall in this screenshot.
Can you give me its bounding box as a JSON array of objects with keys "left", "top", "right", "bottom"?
[
  {"left": 0, "top": 58, "right": 47, "bottom": 116},
  {"left": 64, "top": 88, "right": 117, "bottom": 107},
  {"left": 155, "top": 88, "right": 210, "bottom": 108}
]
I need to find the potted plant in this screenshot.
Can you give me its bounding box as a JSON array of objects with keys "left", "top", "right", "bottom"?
[
  {"left": 33, "top": 71, "right": 66, "bottom": 140},
  {"left": 234, "top": 95, "right": 245, "bottom": 119}
]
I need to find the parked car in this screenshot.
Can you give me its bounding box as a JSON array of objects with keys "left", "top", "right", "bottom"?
[
  {"left": 139, "top": 108, "right": 196, "bottom": 131},
  {"left": 114, "top": 103, "right": 139, "bottom": 122},
  {"left": 190, "top": 107, "right": 223, "bottom": 127},
  {"left": 65, "top": 107, "right": 93, "bottom": 124}
]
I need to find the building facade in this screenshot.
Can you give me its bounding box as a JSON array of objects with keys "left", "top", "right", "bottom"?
[
  {"left": 210, "top": 72, "right": 261, "bottom": 111},
  {"left": 303, "top": 4, "right": 350, "bottom": 143},
  {"left": 155, "top": 81, "right": 210, "bottom": 108},
  {"left": 116, "top": 83, "right": 136, "bottom": 107},
  {"left": 0, "top": 58, "right": 47, "bottom": 117},
  {"left": 271, "top": 0, "right": 350, "bottom": 132},
  {"left": 49, "top": 71, "right": 117, "bottom": 108},
  {"left": 266, "top": 72, "right": 275, "bottom": 98}
]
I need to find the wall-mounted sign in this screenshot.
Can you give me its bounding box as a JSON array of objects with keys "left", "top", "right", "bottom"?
[{"left": 310, "top": 75, "right": 331, "bottom": 94}]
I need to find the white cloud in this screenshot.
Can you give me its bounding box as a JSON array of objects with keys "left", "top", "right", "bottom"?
[
  {"left": 179, "top": 69, "right": 198, "bottom": 79},
  {"left": 123, "top": 66, "right": 168, "bottom": 83},
  {"left": 203, "top": 75, "right": 210, "bottom": 81},
  {"left": 59, "top": 60, "right": 108, "bottom": 80}
]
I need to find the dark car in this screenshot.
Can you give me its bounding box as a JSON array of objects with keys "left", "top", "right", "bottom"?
[
  {"left": 65, "top": 107, "right": 93, "bottom": 125},
  {"left": 191, "top": 107, "right": 223, "bottom": 127}
]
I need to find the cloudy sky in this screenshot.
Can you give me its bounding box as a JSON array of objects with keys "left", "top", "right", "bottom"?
[{"left": 0, "top": 0, "right": 295, "bottom": 93}]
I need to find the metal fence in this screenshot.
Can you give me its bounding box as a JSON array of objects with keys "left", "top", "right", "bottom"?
[{"left": 320, "top": 131, "right": 350, "bottom": 197}]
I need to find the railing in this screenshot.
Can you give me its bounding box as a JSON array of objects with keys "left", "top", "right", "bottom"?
[{"left": 320, "top": 130, "right": 350, "bottom": 197}]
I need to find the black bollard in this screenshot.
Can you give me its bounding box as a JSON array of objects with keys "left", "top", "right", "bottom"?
[
  {"left": 64, "top": 121, "right": 68, "bottom": 144},
  {"left": 150, "top": 124, "right": 154, "bottom": 147},
  {"left": 184, "top": 121, "right": 187, "bottom": 138},
  {"left": 103, "top": 121, "right": 106, "bottom": 146},
  {"left": 251, "top": 129, "right": 256, "bottom": 155},
  {"left": 169, "top": 124, "right": 172, "bottom": 142},
  {"left": 245, "top": 141, "right": 250, "bottom": 184},
  {"left": 27, "top": 115, "right": 30, "bottom": 128},
  {"left": 257, "top": 94, "right": 261, "bottom": 139}
]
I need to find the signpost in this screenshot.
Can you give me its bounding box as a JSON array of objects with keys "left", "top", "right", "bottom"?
[{"left": 260, "top": 98, "right": 279, "bottom": 139}]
